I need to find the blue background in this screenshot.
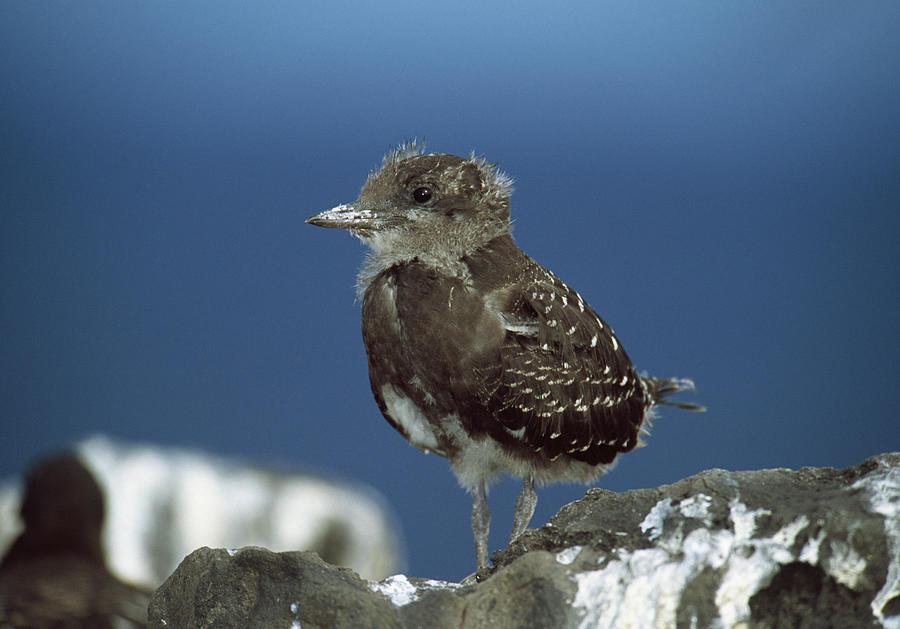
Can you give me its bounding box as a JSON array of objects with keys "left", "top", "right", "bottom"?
[{"left": 2, "top": 2, "right": 898, "bottom": 581}]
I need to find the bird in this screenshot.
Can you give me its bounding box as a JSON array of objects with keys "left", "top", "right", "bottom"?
[
  {"left": 0, "top": 453, "right": 151, "bottom": 628},
  {"left": 306, "top": 142, "right": 702, "bottom": 574}
]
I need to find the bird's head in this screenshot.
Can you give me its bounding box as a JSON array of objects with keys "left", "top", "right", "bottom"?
[{"left": 307, "top": 142, "right": 514, "bottom": 269}]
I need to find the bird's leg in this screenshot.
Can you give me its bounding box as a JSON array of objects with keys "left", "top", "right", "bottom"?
[
  {"left": 471, "top": 481, "right": 491, "bottom": 570},
  {"left": 509, "top": 476, "right": 537, "bottom": 543}
]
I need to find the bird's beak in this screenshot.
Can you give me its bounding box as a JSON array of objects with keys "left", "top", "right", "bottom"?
[{"left": 306, "top": 203, "right": 379, "bottom": 231}]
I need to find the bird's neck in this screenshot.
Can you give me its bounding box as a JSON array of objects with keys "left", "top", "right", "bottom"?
[{"left": 355, "top": 224, "right": 511, "bottom": 298}]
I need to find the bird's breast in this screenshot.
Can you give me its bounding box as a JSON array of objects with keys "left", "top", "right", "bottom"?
[
  {"left": 360, "top": 262, "right": 507, "bottom": 445},
  {"left": 368, "top": 263, "right": 504, "bottom": 376}
]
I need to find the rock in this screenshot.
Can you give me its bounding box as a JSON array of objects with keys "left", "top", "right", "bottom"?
[
  {"left": 0, "top": 453, "right": 151, "bottom": 628},
  {"left": 0, "top": 435, "right": 403, "bottom": 588},
  {"left": 149, "top": 453, "right": 900, "bottom": 628},
  {"left": 148, "top": 547, "right": 576, "bottom": 629}
]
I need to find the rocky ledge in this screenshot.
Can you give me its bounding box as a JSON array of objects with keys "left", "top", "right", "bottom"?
[{"left": 149, "top": 453, "right": 899, "bottom": 628}]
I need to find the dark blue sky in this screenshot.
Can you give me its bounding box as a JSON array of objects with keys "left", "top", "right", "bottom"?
[{"left": 2, "top": 2, "right": 898, "bottom": 581}]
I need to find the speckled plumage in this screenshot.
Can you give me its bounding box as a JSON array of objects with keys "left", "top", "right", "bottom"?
[{"left": 307, "top": 142, "right": 701, "bottom": 573}]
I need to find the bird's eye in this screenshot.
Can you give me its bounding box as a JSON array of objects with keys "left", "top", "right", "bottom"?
[{"left": 412, "top": 186, "right": 433, "bottom": 204}]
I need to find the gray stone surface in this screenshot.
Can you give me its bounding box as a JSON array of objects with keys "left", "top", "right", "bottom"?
[{"left": 149, "top": 453, "right": 900, "bottom": 628}]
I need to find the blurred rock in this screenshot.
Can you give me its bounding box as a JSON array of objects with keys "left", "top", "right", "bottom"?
[
  {"left": 0, "top": 453, "right": 150, "bottom": 628},
  {"left": 148, "top": 452, "right": 899, "bottom": 629},
  {"left": 0, "top": 435, "right": 403, "bottom": 591}
]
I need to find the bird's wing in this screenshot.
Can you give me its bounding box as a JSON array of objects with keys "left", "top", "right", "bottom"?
[{"left": 479, "top": 272, "right": 646, "bottom": 465}]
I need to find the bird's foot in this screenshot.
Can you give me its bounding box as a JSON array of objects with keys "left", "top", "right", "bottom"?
[{"left": 460, "top": 565, "right": 493, "bottom": 586}]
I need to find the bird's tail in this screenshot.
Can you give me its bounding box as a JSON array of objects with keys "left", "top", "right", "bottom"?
[{"left": 641, "top": 376, "right": 706, "bottom": 411}]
